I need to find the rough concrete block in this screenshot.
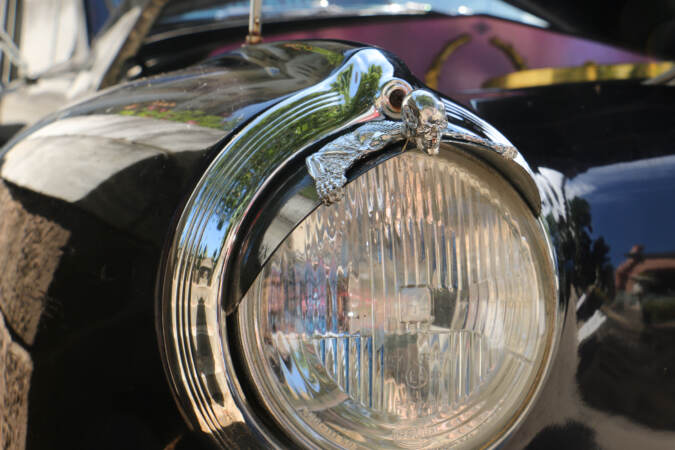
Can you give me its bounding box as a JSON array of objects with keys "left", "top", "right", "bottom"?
[{"left": 0, "top": 312, "right": 33, "bottom": 450}]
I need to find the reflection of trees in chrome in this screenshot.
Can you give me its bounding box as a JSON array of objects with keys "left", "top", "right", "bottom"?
[
  {"left": 117, "top": 100, "right": 243, "bottom": 130},
  {"left": 282, "top": 42, "right": 345, "bottom": 67},
  {"left": 211, "top": 64, "right": 384, "bottom": 226},
  {"left": 546, "top": 196, "right": 613, "bottom": 301}
]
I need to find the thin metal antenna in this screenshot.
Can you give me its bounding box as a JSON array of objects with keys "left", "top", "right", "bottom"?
[{"left": 246, "top": 0, "right": 263, "bottom": 44}]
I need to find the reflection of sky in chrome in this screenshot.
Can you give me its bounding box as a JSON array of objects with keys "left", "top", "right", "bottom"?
[{"left": 567, "top": 155, "right": 675, "bottom": 267}]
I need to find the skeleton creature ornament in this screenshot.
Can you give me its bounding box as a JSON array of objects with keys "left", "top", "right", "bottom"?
[
  {"left": 305, "top": 89, "right": 515, "bottom": 204},
  {"left": 401, "top": 89, "right": 449, "bottom": 156},
  {"left": 305, "top": 89, "right": 450, "bottom": 204}
]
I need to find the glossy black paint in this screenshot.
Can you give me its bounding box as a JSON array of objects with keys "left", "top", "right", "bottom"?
[
  {"left": 510, "top": 0, "right": 675, "bottom": 57},
  {"left": 5, "top": 181, "right": 185, "bottom": 449},
  {"left": 0, "top": 39, "right": 674, "bottom": 450},
  {"left": 472, "top": 81, "right": 675, "bottom": 177},
  {"left": 476, "top": 80, "right": 675, "bottom": 449}
]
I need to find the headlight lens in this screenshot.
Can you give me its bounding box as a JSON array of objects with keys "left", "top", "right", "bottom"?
[{"left": 237, "top": 147, "right": 556, "bottom": 448}]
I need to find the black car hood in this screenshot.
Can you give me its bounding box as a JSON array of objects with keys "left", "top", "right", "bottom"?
[{"left": 512, "top": 0, "right": 675, "bottom": 57}]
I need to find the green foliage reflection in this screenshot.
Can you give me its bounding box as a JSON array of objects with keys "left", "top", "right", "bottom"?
[{"left": 211, "top": 63, "right": 384, "bottom": 223}]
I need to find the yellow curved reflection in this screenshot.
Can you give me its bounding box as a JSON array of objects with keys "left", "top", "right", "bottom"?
[
  {"left": 424, "top": 34, "right": 471, "bottom": 90},
  {"left": 483, "top": 61, "right": 675, "bottom": 89}
]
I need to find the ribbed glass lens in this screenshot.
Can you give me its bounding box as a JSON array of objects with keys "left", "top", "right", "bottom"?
[{"left": 238, "top": 148, "right": 556, "bottom": 449}]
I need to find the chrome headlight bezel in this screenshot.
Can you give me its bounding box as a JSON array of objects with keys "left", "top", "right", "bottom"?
[{"left": 156, "top": 42, "right": 562, "bottom": 449}]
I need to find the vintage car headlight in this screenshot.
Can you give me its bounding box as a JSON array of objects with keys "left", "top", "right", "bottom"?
[
  {"left": 157, "top": 44, "right": 559, "bottom": 450},
  {"left": 236, "top": 147, "right": 556, "bottom": 449}
]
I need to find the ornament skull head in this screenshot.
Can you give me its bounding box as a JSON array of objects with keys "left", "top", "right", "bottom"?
[{"left": 401, "top": 90, "right": 448, "bottom": 155}]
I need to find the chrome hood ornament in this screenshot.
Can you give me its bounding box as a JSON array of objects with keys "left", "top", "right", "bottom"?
[
  {"left": 307, "top": 88, "right": 516, "bottom": 204},
  {"left": 305, "top": 120, "right": 404, "bottom": 204},
  {"left": 401, "top": 89, "right": 448, "bottom": 156}
]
